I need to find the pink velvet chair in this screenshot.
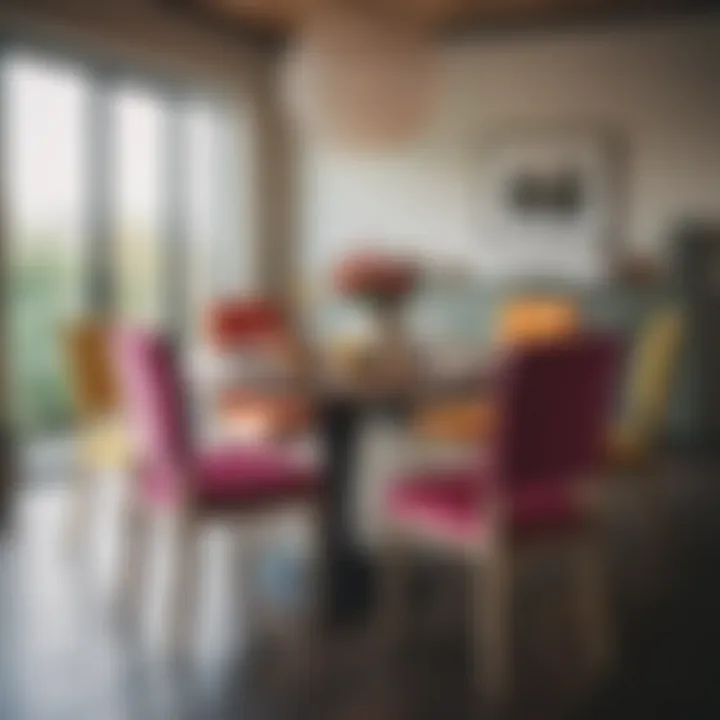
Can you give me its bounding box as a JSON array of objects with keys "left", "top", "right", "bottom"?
[
  {"left": 382, "top": 333, "right": 622, "bottom": 705},
  {"left": 114, "top": 329, "right": 319, "bottom": 655}
]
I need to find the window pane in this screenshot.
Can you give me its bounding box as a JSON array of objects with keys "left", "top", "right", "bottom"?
[
  {"left": 215, "top": 107, "right": 252, "bottom": 294},
  {"left": 185, "top": 102, "right": 253, "bottom": 339},
  {"left": 186, "top": 103, "right": 216, "bottom": 336},
  {"left": 2, "top": 54, "right": 90, "bottom": 435},
  {"left": 112, "top": 88, "right": 165, "bottom": 327}
]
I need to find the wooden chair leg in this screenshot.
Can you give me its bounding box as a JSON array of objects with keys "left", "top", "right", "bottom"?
[
  {"left": 278, "top": 506, "right": 324, "bottom": 687},
  {"left": 640, "top": 468, "right": 670, "bottom": 591},
  {"left": 305, "top": 506, "right": 323, "bottom": 633},
  {"left": 115, "top": 491, "right": 149, "bottom": 628},
  {"left": 572, "top": 531, "right": 615, "bottom": 676},
  {"left": 285, "top": 505, "right": 329, "bottom": 689},
  {"left": 428, "top": 562, "right": 462, "bottom": 640},
  {"left": 171, "top": 509, "right": 201, "bottom": 659},
  {"left": 474, "top": 542, "right": 513, "bottom": 708},
  {"left": 66, "top": 460, "right": 95, "bottom": 554},
  {"left": 234, "top": 523, "right": 265, "bottom": 649},
  {"left": 378, "top": 530, "right": 410, "bottom": 659}
]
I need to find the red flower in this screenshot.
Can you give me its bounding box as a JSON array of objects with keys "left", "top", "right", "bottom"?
[{"left": 334, "top": 251, "right": 419, "bottom": 303}]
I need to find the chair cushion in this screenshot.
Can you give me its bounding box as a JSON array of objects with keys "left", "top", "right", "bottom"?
[
  {"left": 414, "top": 400, "right": 495, "bottom": 444},
  {"left": 197, "top": 446, "right": 318, "bottom": 509},
  {"left": 387, "top": 465, "right": 588, "bottom": 543}
]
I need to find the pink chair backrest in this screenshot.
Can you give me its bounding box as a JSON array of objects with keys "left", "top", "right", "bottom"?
[
  {"left": 492, "top": 333, "right": 622, "bottom": 489},
  {"left": 115, "top": 330, "right": 189, "bottom": 476}
]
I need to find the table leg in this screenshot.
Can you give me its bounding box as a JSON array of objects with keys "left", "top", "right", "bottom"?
[{"left": 318, "top": 398, "right": 374, "bottom": 628}]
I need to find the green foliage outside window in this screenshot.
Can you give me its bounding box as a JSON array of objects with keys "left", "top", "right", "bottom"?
[{"left": 8, "top": 237, "right": 79, "bottom": 438}]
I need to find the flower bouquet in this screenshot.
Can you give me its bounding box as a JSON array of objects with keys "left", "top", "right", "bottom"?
[{"left": 333, "top": 250, "right": 420, "bottom": 391}]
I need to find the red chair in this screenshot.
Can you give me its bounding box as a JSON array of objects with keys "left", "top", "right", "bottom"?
[
  {"left": 205, "top": 297, "right": 286, "bottom": 350},
  {"left": 204, "top": 298, "right": 311, "bottom": 441},
  {"left": 114, "top": 329, "right": 319, "bottom": 655},
  {"left": 382, "top": 334, "right": 622, "bottom": 705}
]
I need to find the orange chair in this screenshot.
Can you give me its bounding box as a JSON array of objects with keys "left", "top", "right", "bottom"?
[
  {"left": 494, "top": 297, "right": 580, "bottom": 346},
  {"left": 204, "top": 299, "right": 311, "bottom": 441},
  {"left": 416, "top": 297, "right": 579, "bottom": 443},
  {"left": 63, "top": 321, "right": 130, "bottom": 549}
]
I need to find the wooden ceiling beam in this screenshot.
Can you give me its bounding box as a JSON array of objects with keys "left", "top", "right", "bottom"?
[
  {"left": 172, "top": 0, "right": 720, "bottom": 48},
  {"left": 444, "top": 0, "right": 720, "bottom": 40},
  {"left": 160, "top": 0, "right": 284, "bottom": 50}
]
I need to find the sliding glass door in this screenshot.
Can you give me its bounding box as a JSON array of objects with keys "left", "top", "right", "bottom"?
[
  {"left": 2, "top": 55, "right": 91, "bottom": 436},
  {"left": 183, "top": 103, "right": 248, "bottom": 343},
  {"left": 1, "top": 47, "right": 250, "bottom": 440},
  {"left": 112, "top": 87, "right": 166, "bottom": 327}
]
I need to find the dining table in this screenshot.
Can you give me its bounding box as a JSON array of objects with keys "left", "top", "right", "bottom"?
[{"left": 190, "top": 344, "right": 494, "bottom": 631}]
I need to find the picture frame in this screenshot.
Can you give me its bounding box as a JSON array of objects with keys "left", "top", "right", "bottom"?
[{"left": 476, "top": 127, "right": 627, "bottom": 282}]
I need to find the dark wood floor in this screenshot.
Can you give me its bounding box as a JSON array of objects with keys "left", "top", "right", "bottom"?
[{"left": 1, "top": 456, "right": 720, "bottom": 719}]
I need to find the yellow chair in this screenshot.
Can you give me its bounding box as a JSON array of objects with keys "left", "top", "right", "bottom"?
[
  {"left": 63, "top": 321, "right": 130, "bottom": 549},
  {"left": 608, "top": 308, "right": 684, "bottom": 470},
  {"left": 416, "top": 297, "right": 580, "bottom": 443}
]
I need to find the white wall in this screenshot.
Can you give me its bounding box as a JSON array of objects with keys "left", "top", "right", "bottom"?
[{"left": 300, "top": 18, "right": 720, "bottom": 280}]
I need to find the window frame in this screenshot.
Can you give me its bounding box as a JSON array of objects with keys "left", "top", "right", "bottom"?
[{"left": 0, "top": 31, "right": 245, "bottom": 436}]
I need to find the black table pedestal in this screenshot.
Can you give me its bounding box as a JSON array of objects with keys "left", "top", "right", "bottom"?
[{"left": 318, "top": 398, "right": 379, "bottom": 629}]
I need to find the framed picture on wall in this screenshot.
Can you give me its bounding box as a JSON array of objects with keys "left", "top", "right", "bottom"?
[{"left": 476, "top": 128, "right": 626, "bottom": 282}]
